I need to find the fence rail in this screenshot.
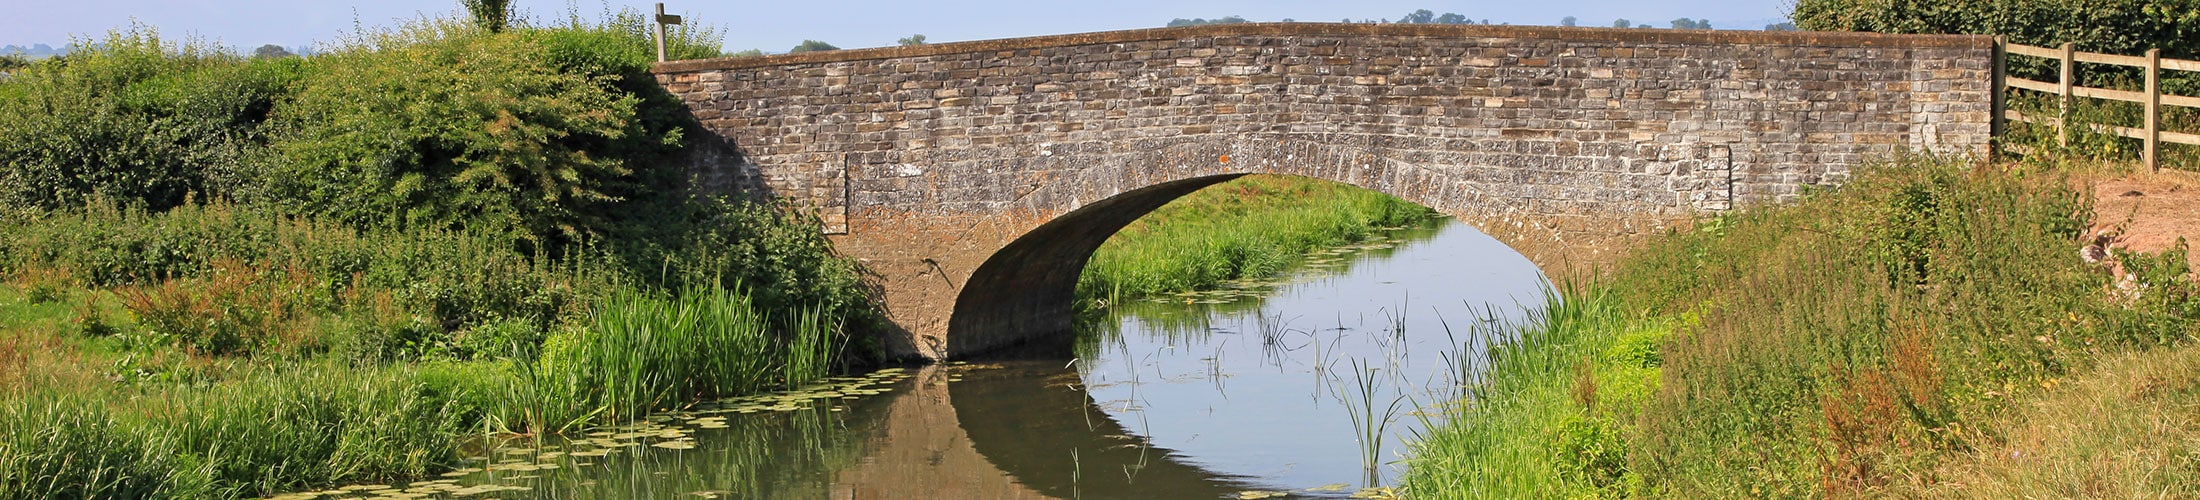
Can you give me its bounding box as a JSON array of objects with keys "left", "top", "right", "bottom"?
[{"left": 1995, "top": 39, "right": 2200, "bottom": 171}]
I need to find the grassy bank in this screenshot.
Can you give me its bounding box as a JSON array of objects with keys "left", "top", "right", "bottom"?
[
  {"left": 0, "top": 202, "right": 866, "bottom": 497},
  {"left": 1405, "top": 156, "right": 2199, "bottom": 496},
  {"left": 1076, "top": 174, "right": 1439, "bottom": 308},
  {"left": 0, "top": 10, "right": 878, "bottom": 498}
]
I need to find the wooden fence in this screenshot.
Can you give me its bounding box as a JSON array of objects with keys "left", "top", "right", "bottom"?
[{"left": 1994, "top": 39, "right": 2200, "bottom": 171}]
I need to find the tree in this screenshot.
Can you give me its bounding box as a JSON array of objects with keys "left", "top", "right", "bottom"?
[
  {"left": 789, "top": 40, "right": 839, "bottom": 53},
  {"left": 1671, "top": 18, "right": 1699, "bottom": 29},
  {"left": 1401, "top": 9, "right": 1436, "bottom": 24},
  {"left": 897, "top": 34, "right": 927, "bottom": 46},
  {"left": 461, "top": 0, "right": 512, "bottom": 33},
  {"left": 1764, "top": 22, "right": 1798, "bottom": 31},
  {"left": 1613, "top": 19, "right": 1631, "bottom": 28},
  {"left": 251, "top": 44, "right": 294, "bottom": 59},
  {"left": 1167, "top": 16, "right": 1250, "bottom": 27},
  {"left": 1562, "top": 16, "right": 1578, "bottom": 27},
  {"left": 1435, "top": 13, "right": 1469, "bottom": 24}
]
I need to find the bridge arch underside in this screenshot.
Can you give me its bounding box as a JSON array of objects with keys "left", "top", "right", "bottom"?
[
  {"left": 946, "top": 175, "right": 1241, "bottom": 358},
  {"left": 934, "top": 139, "right": 1664, "bottom": 358}
]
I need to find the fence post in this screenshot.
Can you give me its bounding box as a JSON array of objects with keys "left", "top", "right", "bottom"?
[
  {"left": 2146, "top": 48, "right": 2160, "bottom": 172},
  {"left": 2059, "top": 42, "right": 2075, "bottom": 148},
  {"left": 1991, "top": 36, "right": 2007, "bottom": 159}
]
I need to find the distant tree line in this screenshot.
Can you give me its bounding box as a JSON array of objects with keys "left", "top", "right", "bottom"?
[
  {"left": 0, "top": 44, "right": 64, "bottom": 58},
  {"left": 1168, "top": 16, "right": 1251, "bottom": 27},
  {"left": 1166, "top": 11, "right": 1799, "bottom": 31}
]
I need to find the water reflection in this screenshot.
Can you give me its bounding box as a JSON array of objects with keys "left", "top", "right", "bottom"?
[
  {"left": 1071, "top": 218, "right": 1548, "bottom": 490},
  {"left": 285, "top": 218, "right": 1545, "bottom": 499}
]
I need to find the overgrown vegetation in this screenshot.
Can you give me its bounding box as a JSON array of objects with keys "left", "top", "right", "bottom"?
[
  {"left": 1795, "top": 0, "right": 2200, "bottom": 169},
  {"left": 1405, "top": 156, "right": 2199, "bottom": 496},
  {"left": 0, "top": 6, "right": 878, "bottom": 499},
  {"left": 1075, "top": 175, "right": 1438, "bottom": 310}
]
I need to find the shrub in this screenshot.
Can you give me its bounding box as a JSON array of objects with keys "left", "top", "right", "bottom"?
[
  {"left": 245, "top": 27, "right": 643, "bottom": 242},
  {"left": 1792, "top": 0, "right": 2200, "bottom": 95},
  {"left": 0, "top": 26, "right": 300, "bottom": 213}
]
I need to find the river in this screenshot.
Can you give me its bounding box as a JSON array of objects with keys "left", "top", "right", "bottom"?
[{"left": 277, "top": 217, "right": 1549, "bottom": 500}]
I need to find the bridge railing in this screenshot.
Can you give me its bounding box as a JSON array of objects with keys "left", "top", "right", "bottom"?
[{"left": 1995, "top": 39, "right": 2200, "bottom": 171}]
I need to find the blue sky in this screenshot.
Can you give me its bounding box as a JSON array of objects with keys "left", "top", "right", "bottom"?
[{"left": 3, "top": 1, "right": 1796, "bottom": 54}]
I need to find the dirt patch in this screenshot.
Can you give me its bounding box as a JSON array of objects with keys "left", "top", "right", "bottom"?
[{"left": 2087, "top": 168, "right": 2200, "bottom": 275}]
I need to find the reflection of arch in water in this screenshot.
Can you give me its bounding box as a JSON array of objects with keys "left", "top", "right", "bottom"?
[
  {"left": 942, "top": 136, "right": 1628, "bottom": 359},
  {"left": 951, "top": 361, "right": 1258, "bottom": 499}
]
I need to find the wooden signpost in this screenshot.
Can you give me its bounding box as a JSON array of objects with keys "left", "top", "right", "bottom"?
[{"left": 655, "top": 3, "right": 684, "bottom": 63}]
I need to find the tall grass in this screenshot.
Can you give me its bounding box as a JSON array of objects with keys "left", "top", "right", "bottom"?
[
  {"left": 0, "top": 364, "right": 470, "bottom": 498},
  {"left": 1405, "top": 155, "right": 2199, "bottom": 496},
  {"left": 510, "top": 286, "right": 842, "bottom": 434},
  {"left": 1077, "top": 175, "right": 1437, "bottom": 308}
]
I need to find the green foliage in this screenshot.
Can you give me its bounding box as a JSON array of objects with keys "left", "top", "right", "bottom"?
[
  {"left": 617, "top": 198, "right": 875, "bottom": 333},
  {"left": 461, "top": 0, "right": 513, "bottom": 33},
  {"left": 0, "top": 26, "right": 302, "bottom": 212},
  {"left": 0, "top": 366, "right": 469, "bottom": 499},
  {"left": 788, "top": 40, "right": 839, "bottom": 53},
  {"left": 897, "top": 34, "right": 927, "bottom": 46},
  {"left": 248, "top": 29, "right": 640, "bottom": 242},
  {"left": 546, "top": 3, "right": 727, "bottom": 61},
  {"left": 2119, "top": 238, "right": 2200, "bottom": 320},
  {"left": 0, "top": 201, "right": 594, "bottom": 353},
  {"left": 0, "top": 397, "right": 196, "bottom": 498},
  {"left": 519, "top": 286, "right": 839, "bottom": 432},
  {"left": 1793, "top": 0, "right": 2200, "bottom": 93},
  {"left": 0, "top": 8, "right": 887, "bottom": 498},
  {"left": 1409, "top": 157, "right": 2199, "bottom": 496},
  {"left": 1397, "top": 9, "right": 1475, "bottom": 25},
  {"left": 1166, "top": 16, "right": 1250, "bottom": 27},
  {"left": 249, "top": 44, "right": 293, "bottom": 60},
  {"left": 1076, "top": 175, "right": 1438, "bottom": 308}
]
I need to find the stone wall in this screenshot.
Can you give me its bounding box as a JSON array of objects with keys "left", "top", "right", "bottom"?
[{"left": 653, "top": 23, "right": 1996, "bottom": 360}]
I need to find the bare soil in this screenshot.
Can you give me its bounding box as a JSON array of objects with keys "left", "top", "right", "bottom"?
[{"left": 2086, "top": 168, "right": 2200, "bottom": 275}]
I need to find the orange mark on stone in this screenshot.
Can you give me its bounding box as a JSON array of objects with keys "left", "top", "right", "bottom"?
[{"left": 1219, "top": 154, "right": 1231, "bottom": 163}]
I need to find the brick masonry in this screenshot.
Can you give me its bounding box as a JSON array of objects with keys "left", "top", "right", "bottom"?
[{"left": 653, "top": 23, "right": 1996, "bottom": 360}]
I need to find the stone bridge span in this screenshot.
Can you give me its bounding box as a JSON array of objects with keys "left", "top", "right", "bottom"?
[{"left": 652, "top": 23, "right": 1996, "bottom": 360}]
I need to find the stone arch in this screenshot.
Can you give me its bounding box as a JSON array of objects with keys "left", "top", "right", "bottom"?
[{"left": 941, "top": 138, "right": 1616, "bottom": 357}]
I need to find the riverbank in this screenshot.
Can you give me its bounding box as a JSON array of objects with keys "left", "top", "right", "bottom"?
[
  {"left": 1405, "top": 156, "right": 2200, "bottom": 496},
  {"left": 0, "top": 14, "right": 893, "bottom": 498},
  {"left": 0, "top": 201, "right": 869, "bottom": 498},
  {"left": 1076, "top": 174, "right": 1440, "bottom": 309}
]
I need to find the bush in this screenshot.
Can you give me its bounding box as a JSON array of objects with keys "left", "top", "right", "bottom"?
[
  {"left": 0, "top": 26, "right": 300, "bottom": 213},
  {"left": 244, "top": 27, "right": 644, "bottom": 242},
  {"left": 1792, "top": 0, "right": 2200, "bottom": 95}
]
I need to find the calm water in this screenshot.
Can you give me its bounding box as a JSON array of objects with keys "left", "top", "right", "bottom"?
[{"left": 282, "top": 218, "right": 1548, "bottom": 500}]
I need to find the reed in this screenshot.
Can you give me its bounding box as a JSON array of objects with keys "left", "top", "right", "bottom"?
[
  {"left": 524, "top": 286, "right": 842, "bottom": 432},
  {"left": 1334, "top": 358, "right": 1409, "bottom": 485}
]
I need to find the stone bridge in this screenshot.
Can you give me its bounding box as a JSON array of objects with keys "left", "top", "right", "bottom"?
[{"left": 651, "top": 23, "right": 1997, "bottom": 361}]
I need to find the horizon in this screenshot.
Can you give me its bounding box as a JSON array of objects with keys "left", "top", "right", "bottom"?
[{"left": 2, "top": 1, "right": 1795, "bottom": 57}]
